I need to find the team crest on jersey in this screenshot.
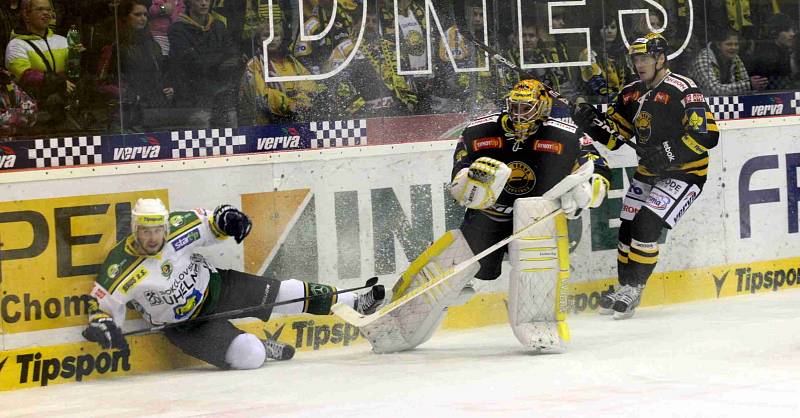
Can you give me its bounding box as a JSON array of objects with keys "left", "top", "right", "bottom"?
[
  {"left": 686, "top": 108, "right": 707, "bottom": 133},
  {"left": 161, "top": 260, "right": 173, "bottom": 277},
  {"left": 505, "top": 161, "right": 536, "bottom": 195},
  {"left": 634, "top": 112, "right": 653, "bottom": 144},
  {"left": 169, "top": 215, "right": 184, "bottom": 227},
  {"left": 106, "top": 263, "right": 120, "bottom": 279}
]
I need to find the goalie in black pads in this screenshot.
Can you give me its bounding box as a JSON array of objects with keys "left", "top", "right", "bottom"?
[
  {"left": 343, "top": 79, "right": 611, "bottom": 353},
  {"left": 83, "top": 198, "right": 384, "bottom": 369},
  {"left": 570, "top": 33, "right": 719, "bottom": 319}
]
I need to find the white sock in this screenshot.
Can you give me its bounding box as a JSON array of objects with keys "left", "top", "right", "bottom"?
[{"left": 225, "top": 333, "right": 266, "bottom": 370}]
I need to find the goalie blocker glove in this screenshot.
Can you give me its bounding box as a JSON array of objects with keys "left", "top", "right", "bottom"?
[
  {"left": 82, "top": 312, "right": 128, "bottom": 350},
  {"left": 214, "top": 205, "right": 252, "bottom": 243},
  {"left": 449, "top": 157, "right": 512, "bottom": 209}
]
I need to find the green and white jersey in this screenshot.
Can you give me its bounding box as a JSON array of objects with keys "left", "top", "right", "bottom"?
[{"left": 91, "top": 208, "right": 228, "bottom": 326}]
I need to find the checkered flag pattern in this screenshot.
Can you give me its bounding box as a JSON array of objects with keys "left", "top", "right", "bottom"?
[
  {"left": 791, "top": 92, "right": 800, "bottom": 114},
  {"left": 309, "top": 119, "right": 367, "bottom": 148},
  {"left": 171, "top": 128, "right": 246, "bottom": 158},
  {"left": 707, "top": 96, "right": 744, "bottom": 120},
  {"left": 27, "top": 136, "right": 102, "bottom": 168}
]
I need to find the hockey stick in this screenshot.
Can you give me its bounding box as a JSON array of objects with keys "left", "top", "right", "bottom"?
[
  {"left": 332, "top": 209, "right": 562, "bottom": 328},
  {"left": 462, "top": 32, "right": 645, "bottom": 155},
  {"left": 123, "top": 277, "right": 379, "bottom": 336}
]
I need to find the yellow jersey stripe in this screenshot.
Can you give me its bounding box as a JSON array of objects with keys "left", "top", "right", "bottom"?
[
  {"left": 681, "top": 157, "right": 709, "bottom": 169},
  {"left": 687, "top": 168, "right": 709, "bottom": 176},
  {"left": 682, "top": 134, "right": 708, "bottom": 154}
]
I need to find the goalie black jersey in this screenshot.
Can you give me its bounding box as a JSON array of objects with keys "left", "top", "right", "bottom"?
[
  {"left": 586, "top": 71, "right": 719, "bottom": 180},
  {"left": 453, "top": 112, "right": 611, "bottom": 219}
]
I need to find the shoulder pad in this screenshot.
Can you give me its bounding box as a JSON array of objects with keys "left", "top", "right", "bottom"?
[{"left": 544, "top": 118, "right": 578, "bottom": 134}]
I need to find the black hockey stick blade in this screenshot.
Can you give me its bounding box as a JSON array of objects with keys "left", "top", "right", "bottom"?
[{"left": 123, "top": 277, "right": 380, "bottom": 337}]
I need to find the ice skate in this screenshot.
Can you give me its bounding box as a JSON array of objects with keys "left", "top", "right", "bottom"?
[
  {"left": 355, "top": 285, "right": 386, "bottom": 315},
  {"left": 599, "top": 285, "right": 627, "bottom": 315},
  {"left": 263, "top": 339, "right": 295, "bottom": 361},
  {"left": 612, "top": 285, "right": 644, "bottom": 320}
]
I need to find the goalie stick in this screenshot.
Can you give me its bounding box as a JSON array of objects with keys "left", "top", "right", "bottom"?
[
  {"left": 461, "top": 32, "right": 645, "bottom": 155},
  {"left": 331, "top": 160, "right": 593, "bottom": 329},
  {"left": 124, "top": 277, "right": 379, "bottom": 336},
  {"left": 331, "top": 208, "right": 562, "bottom": 327}
]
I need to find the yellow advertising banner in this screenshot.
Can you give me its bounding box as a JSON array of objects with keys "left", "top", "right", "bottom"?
[{"left": 0, "top": 190, "right": 168, "bottom": 334}]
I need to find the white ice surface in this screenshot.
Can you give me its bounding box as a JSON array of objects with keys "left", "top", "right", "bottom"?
[{"left": 3, "top": 289, "right": 800, "bottom": 418}]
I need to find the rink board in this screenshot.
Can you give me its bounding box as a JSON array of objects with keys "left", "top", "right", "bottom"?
[{"left": 1, "top": 120, "right": 799, "bottom": 390}]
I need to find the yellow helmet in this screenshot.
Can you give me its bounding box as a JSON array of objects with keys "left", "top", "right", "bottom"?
[{"left": 506, "top": 79, "right": 553, "bottom": 131}]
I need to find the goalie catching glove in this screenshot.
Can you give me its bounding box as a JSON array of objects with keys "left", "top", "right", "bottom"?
[
  {"left": 449, "top": 157, "right": 512, "bottom": 209},
  {"left": 214, "top": 205, "right": 252, "bottom": 243},
  {"left": 559, "top": 173, "right": 609, "bottom": 218},
  {"left": 82, "top": 312, "right": 128, "bottom": 350}
]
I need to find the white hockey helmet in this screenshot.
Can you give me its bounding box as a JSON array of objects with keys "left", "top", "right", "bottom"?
[{"left": 131, "top": 198, "right": 169, "bottom": 236}]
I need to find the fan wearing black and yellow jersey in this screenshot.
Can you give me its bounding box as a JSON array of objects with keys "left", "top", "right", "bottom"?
[{"left": 571, "top": 33, "right": 719, "bottom": 319}]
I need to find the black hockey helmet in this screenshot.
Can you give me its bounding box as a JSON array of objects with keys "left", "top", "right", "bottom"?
[{"left": 628, "top": 32, "right": 669, "bottom": 60}]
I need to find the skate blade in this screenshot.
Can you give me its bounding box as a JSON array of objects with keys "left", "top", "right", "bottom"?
[
  {"left": 612, "top": 310, "right": 635, "bottom": 320},
  {"left": 598, "top": 307, "right": 614, "bottom": 315}
]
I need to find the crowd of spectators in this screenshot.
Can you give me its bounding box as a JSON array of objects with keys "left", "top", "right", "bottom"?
[{"left": 3, "top": 0, "right": 800, "bottom": 140}]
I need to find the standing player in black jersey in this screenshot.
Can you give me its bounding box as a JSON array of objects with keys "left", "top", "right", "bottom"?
[
  {"left": 571, "top": 33, "right": 719, "bottom": 319},
  {"left": 367, "top": 79, "right": 612, "bottom": 353}
]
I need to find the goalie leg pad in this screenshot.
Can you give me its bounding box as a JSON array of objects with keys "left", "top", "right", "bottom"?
[
  {"left": 508, "top": 197, "right": 571, "bottom": 352},
  {"left": 364, "top": 230, "right": 478, "bottom": 353}
]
